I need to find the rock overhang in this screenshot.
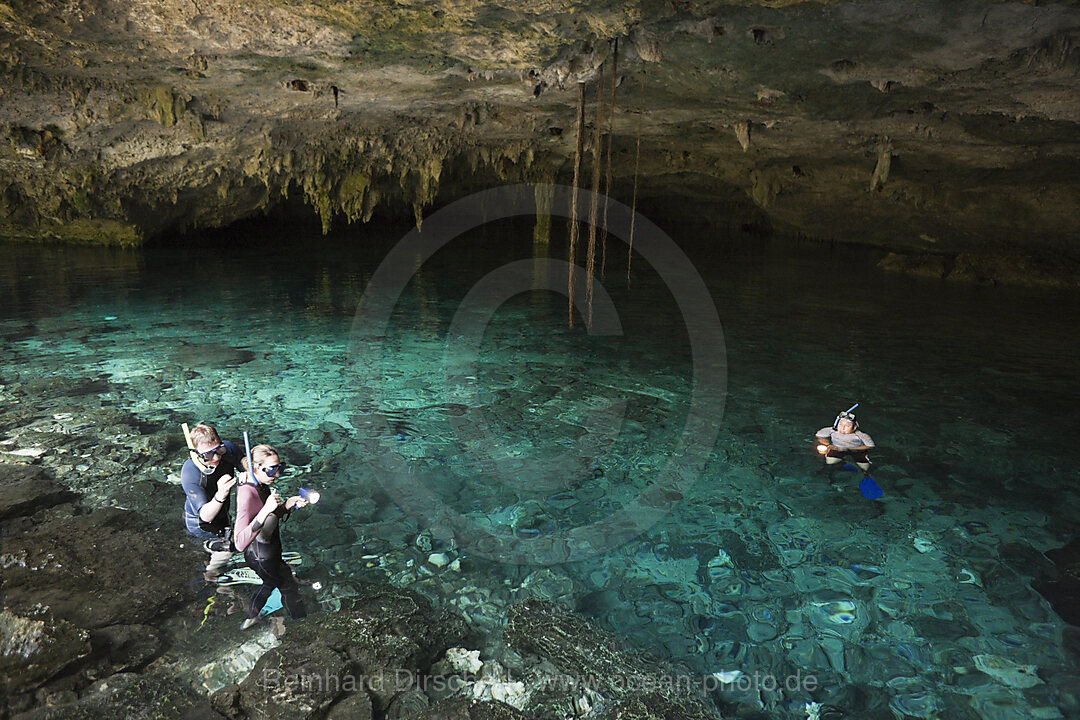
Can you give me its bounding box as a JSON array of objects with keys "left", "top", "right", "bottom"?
[{"left": 1, "top": 0, "right": 1079, "bottom": 283}]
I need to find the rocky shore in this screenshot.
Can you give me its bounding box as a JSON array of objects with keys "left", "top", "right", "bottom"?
[{"left": 0, "top": 444, "right": 730, "bottom": 719}]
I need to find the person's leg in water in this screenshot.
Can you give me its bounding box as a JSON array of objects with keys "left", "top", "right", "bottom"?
[
  {"left": 278, "top": 563, "right": 307, "bottom": 619},
  {"left": 186, "top": 519, "right": 232, "bottom": 581},
  {"left": 852, "top": 451, "right": 872, "bottom": 477},
  {"left": 205, "top": 550, "right": 232, "bottom": 580},
  {"left": 819, "top": 449, "right": 843, "bottom": 478},
  {"left": 242, "top": 551, "right": 307, "bottom": 627},
  {"left": 242, "top": 549, "right": 279, "bottom": 629}
]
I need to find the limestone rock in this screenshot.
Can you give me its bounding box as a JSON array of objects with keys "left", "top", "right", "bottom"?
[
  {"left": 323, "top": 691, "right": 374, "bottom": 720},
  {"left": 0, "top": 506, "right": 195, "bottom": 629},
  {"left": 0, "top": 607, "right": 90, "bottom": 696},
  {"left": 417, "top": 696, "right": 530, "bottom": 720},
  {"left": 233, "top": 640, "right": 349, "bottom": 720},
  {"left": 9, "top": 671, "right": 220, "bottom": 720},
  {"left": 445, "top": 647, "right": 484, "bottom": 675},
  {"left": 1, "top": 0, "right": 1078, "bottom": 271},
  {"left": 505, "top": 600, "right": 716, "bottom": 717},
  {"left": 220, "top": 584, "right": 468, "bottom": 715},
  {"left": 0, "top": 464, "right": 76, "bottom": 520},
  {"left": 973, "top": 654, "right": 1044, "bottom": 689}
]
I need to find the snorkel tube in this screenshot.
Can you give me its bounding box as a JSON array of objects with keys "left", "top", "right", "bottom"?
[
  {"left": 833, "top": 402, "right": 859, "bottom": 430},
  {"left": 182, "top": 422, "right": 214, "bottom": 476},
  {"left": 243, "top": 431, "right": 255, "bottom": 485}
]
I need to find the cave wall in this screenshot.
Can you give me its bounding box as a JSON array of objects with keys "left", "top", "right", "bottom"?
[{"left": 2, "top": 0, "right": 1079, "bottom": 282}]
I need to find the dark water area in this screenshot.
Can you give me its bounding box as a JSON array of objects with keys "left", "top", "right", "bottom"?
[{"left": 2, "top": 205, "right": 1079, "bottom": 719}]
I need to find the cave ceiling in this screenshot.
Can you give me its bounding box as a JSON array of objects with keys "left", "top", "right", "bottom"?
[{"left": 2, "top": 0, "right": 1079, "bottom": 277}]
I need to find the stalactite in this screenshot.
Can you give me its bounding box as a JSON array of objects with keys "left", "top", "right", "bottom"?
[
  {"left": 568, "top": 82, "right": 586, "bottom": 328},
  {"left": 628, "top": 69, "right": 645, "bottom": 285},
  {"left": 586, "top": 80, "right": 604, "bottom": 328},
  {"left": 870, "top": 143, "right": 892, "bottom": 192},
  {"left": 735, "top": 120, "right": 751, "bottom": 152},
  {"left": 600, "top": 39, "right": 618, "bottom": 280},
  {"left": 533, "top": 183, "right": 553, "bottom": 245}
]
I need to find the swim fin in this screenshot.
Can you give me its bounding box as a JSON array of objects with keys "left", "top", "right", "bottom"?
[
  {"left": 860, "top": 476, "right": 883, "bottom": 500},
  {"left": 216, "top": 567, "right": 261, "bottom": 585},
  {"left": 227, "top": 551, "right": 302, "bottom": 567},
  {"left": 261, "top": 588, "right": 283, "bottom": 616}
]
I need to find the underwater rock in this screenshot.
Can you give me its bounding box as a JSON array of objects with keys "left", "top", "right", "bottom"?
[
  {"left": 415, "top": 529, "right": 434, "bottom": 552},
  {"left": 0, "top": 446, "right": 47, "bottom": 462},
  {"left": 518, "top": 568, "right": 579, "bottom": 606},
  {"left": 323, "top": 690, "right": 374, "bottom": 719},
  {"left": 504, "top": 600, "right": 717, "bottom": 717},
  {"left": 385, "top": 687, "right": 430, "bottom": 718},
  {"left": 341, "top": 496, "right": 379, "bottom": 522},
  {"left": 88, "top": 623, "right": 163, "bottom": 676},
  {"left": 0, "top": 464, "right": 75, "bottom": 520},
  {"left": 972, "top": 654, "right": 1044, "bottom": 689},
  {"left": 1033, "top": 537, "right": 1080, "bottom": 627},
  {"left": 598, "top": 691, "right": 719, "bottom": 720},
  {"left": 444, "top": 647, "right": 484, "bottom": 675},
  {"left": 416, "top": 696, "right": 530, "bottom": 719}
]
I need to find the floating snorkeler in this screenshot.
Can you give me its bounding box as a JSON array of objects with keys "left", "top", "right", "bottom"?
[{"left": 815, "top": 403, "right": 884, "bottom": 499}]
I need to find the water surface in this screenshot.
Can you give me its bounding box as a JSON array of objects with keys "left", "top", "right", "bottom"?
[{"left": 2, "top": 215, "right": 1078, "bottom": 719}]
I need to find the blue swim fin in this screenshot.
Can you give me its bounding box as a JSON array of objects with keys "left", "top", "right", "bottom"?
[
  {"left": 261, "top": 588, "right": 283, "bottom": 616},
  {"left": 860, "top": 476, "right": 883, "bottom": 500}
]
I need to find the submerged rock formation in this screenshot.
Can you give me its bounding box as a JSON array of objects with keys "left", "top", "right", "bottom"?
[{"left": 1, "top": 1, "right": 1079, "bottom": 284}]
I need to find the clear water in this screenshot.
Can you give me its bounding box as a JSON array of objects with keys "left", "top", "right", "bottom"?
[{"left": 2, "top": 213, "right": 1079, "bottom": 719}]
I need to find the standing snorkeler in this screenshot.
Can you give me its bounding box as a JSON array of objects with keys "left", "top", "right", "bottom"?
[
  {"left": 233, "top": 443, "right": 309, "bottom": 629},
  {"left": 180, "top": 423, "right": 240, "bottom": 580}
]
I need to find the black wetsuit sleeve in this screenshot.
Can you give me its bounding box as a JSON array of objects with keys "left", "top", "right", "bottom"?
[{"left": 181, "top": 459, "right": 210, "bottom": 514}]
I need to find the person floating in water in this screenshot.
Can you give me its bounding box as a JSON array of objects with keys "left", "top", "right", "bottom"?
[
  {"left": 233, "top": 443, "right": 308, "bottom": 629},
  {"left": 815, "top": 403, "right": 875, "bottom": 477},
  {"left": 180, "top": 423, "right": 240, "bottom": 581}
]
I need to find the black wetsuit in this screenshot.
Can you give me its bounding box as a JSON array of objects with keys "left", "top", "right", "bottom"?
[
  {"left": 237, "top": 482, "right": 306, "bottom": 620},
  {"left": 180, "top": 441, "right": 240, "bottom": 542}
]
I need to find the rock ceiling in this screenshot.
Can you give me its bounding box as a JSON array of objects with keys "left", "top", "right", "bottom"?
[{"left": 1, "top": 1, "right": 1079, "bottom": 280}]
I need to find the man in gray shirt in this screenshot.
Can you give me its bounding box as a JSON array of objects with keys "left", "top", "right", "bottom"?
[{"left": 816, "top": 407, "right": 875, "bottom": 476}]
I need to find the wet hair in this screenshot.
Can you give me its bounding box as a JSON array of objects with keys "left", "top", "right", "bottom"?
[
  {"left": 241, "top": 444, "right": 279, "bottom": 472},
  {"left": 189, "top": 423, "right": 220, "bottom": 447}
]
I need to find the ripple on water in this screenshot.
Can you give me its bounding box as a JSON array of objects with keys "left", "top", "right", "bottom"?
[
  {"left": 746, "top": 621, "right": 778, "bottom": 643},
  {"left": 813, "top": 599, "right": 858, "bottom": 624},
  {"left": 889, "top": 691, "right": 940, "bottom": 719}
]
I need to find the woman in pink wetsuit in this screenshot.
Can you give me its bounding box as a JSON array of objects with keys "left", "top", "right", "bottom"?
[{"left": 233, "top": 444, "right": 308, "bottom": 628}]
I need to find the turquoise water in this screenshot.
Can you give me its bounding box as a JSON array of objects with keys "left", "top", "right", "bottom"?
[{"left": 2, "top": 210, "right": 1079, "bottom": 719}]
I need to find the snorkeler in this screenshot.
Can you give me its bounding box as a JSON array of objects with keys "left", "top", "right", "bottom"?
[
  {"left": 233, "top": 443, "right": 308, "bottom": 629},
  {"left": 180, "top": 423, "right": 240, "bottom": 580},
  {"left": 815, "top": 404, "right": 875, "bottom": 477}
]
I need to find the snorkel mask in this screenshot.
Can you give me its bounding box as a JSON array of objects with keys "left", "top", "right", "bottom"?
[
  {"left": 182, "top": 422, "right": 218, "bottom": 476},
  {"left": 833, "top": 403, "right": 859, "bottom": 430}
]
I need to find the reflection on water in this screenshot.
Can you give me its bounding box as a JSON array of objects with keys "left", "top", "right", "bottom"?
[{"left": 2, "top": 216, "right": 1079, "bottom": 719}]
